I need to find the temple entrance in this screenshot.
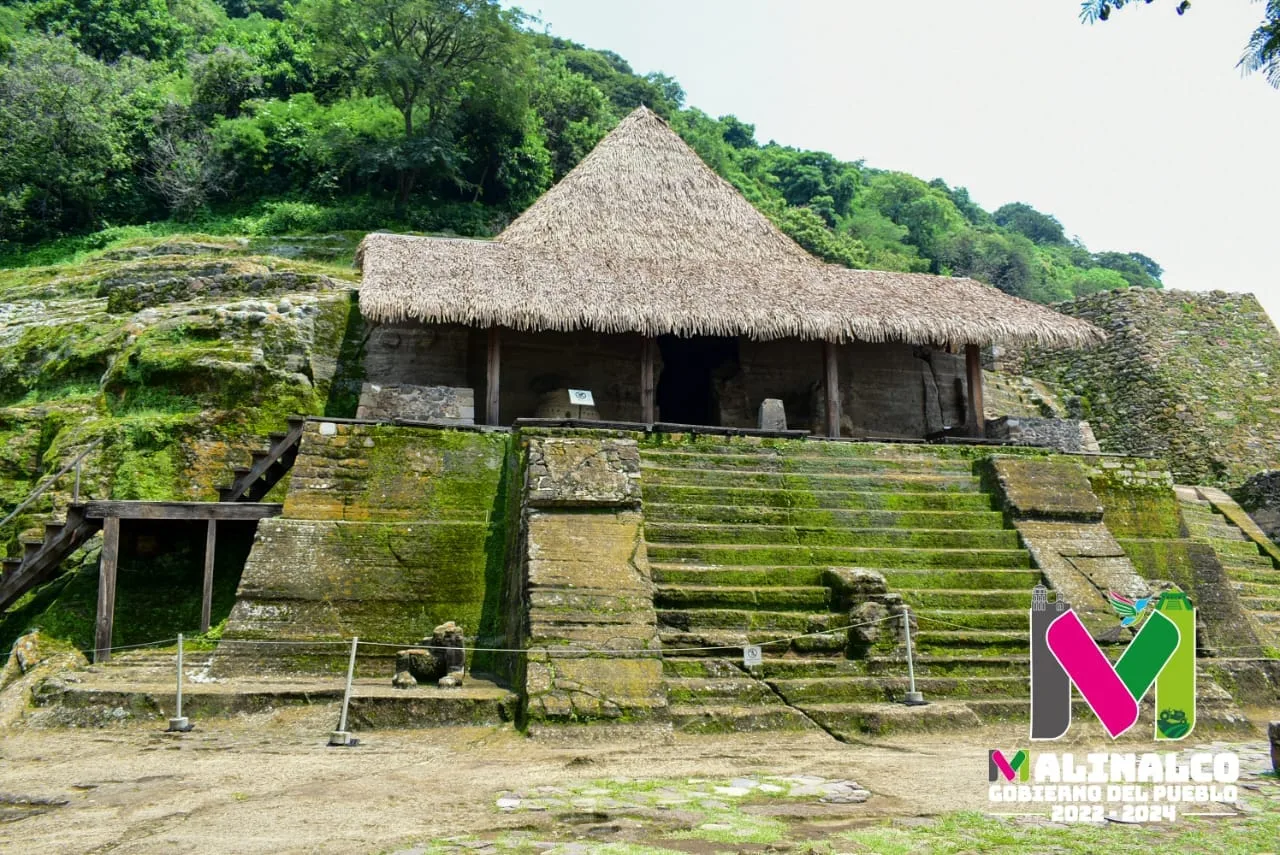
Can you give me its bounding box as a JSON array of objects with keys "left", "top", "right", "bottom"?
[{"left": 655, "top": 335, "right": 739, "bottom": 426}]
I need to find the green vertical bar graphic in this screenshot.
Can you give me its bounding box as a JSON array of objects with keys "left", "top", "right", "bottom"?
[
  {"left": 1154, "top": 591, "right": 1195, "bottom": 740},
  {"left": 1114, "top": 610, "right": 1179, "bottom": 703}
]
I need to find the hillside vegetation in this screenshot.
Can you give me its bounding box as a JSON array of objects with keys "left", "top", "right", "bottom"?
[{"left": 0, "top": 0, "right": 1165, "bottom": 303}]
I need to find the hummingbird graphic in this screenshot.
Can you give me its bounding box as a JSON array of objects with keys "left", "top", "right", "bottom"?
[{"left": 1107, "top": 591, "right": 1155, "bottom": 627}]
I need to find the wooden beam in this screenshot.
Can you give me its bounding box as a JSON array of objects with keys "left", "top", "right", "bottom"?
[
  {"left": 824, "top": 341, "right": 841, "bottom": 438},
  {"left": 486, "top": 325, "right": 501, "bottom": 426},
  {"left": 84, "top": 501, "right": 282, "bottom": 521},
  {"left": 966, "top": 344, "right": 986, "bottom": 438},
  {"left": 200, "top": 520, "right": 216, "bottom": 633},
  {"left": 640, "top": 337, "right": 656, "bottom": 424},
  {"left": 94, "top": 516, "right": 120, "bottom": 664}
]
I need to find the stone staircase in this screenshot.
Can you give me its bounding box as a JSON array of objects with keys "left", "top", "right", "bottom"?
[
  {"left": 641, "top": 440, "right": 1042, "bottom": 736},
  {"left": 1180, "top": 494, "right": 1280, "bottom": 651}
]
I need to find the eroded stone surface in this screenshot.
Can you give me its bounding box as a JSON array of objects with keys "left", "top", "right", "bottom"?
[{"left": 525, "top": 437, "right": 641, "bottom": 508}]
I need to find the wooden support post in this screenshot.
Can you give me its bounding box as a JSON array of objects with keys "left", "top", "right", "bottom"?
[
  {"left": 200, "top": 519, "right": 217, "bottom": 633},
  {"left": 640, "top": 337, "right": 656, "bottom": 424},
  {"left": 966, "top": 344, "right": 985, "bottom": 438},
  {"left": 486, "top": 325, "right": 501, "bottom": 426},
  {"left": 824, "top": 341, "right": 841, "bottom": 439},
  {"left": 94, "top": 516, "right": 120, "bottom": 664}
]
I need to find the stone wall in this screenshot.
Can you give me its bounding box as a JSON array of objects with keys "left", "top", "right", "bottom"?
[
  {"left": 724, "top": 340, "right": 968, "bottom": 437},
  {"left": 362, "top": 322, "right": 471, "bottom": 388},
  {"left": 355, "top": 383, "right": 475, "bottom": 424},
  {"left": 986, "top": 416, "right": 1100, "bottom": 453},
  {"left": 215, "top": 422, "right": 510, "bottom": 675},
  {"left": 505, "top": 433, "right": 667, "bottom": 729},
  {"left": 361, "top": 322, "right": 973, "bottom": 437},
  {"left": 1013, "top": 288, "right": 1280, "bottom": 486}
]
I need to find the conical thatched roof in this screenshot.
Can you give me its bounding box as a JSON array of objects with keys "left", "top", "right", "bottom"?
[{"left": 357, "top": 107, "right": 1104, "bottom": 348}]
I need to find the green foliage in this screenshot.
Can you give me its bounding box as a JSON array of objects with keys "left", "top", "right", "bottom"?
[
  {"left": 993, "top": 202, "right": 1067, "bottom": 245},
  {"left": 26, "top": 0, "right": 190, "bottom": 61},
  {"left": 0, "top": 2, "right": 1161, "bottom": 305}
]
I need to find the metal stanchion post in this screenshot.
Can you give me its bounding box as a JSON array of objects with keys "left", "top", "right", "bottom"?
[
  {"left": 167, "top": 633, "right": 193, "bottom": 732},
  {"left": 902, "top": 608, "right": 927, "bottom": 706},
  {"left": 329, "top": 636, "right": 359, "bottom": 746}
]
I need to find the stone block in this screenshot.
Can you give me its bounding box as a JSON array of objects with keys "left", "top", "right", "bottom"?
[
  {"left": 758, "top": 398, "right": 787, "bottom": 431},
  {"left": 823, "top": 567, "right": 889, "bottom": 611},
  {"left": 524, "top": 436, "right": 641, "bottom": 507},
  {"left": 987, "top": 417, "right": 1101, "bottom": 453},
  {"left": 989, "top": 456, "right": 1104, "bottom": 521}
]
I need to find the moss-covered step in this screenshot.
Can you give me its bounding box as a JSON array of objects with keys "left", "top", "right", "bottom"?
[
  {"left": 639, "top": 438, "right": 1008, "bottom": 461},
  {"left": 658, "top": 629, "right": 842, "bottom": 656},
  {"left": 861, "top": 654, "right": 1029, "bottom": 678},
  {"left": 769, "top": 675, "right": 1030, "bottom": 704},
  {"left": 643, "top": 504, "right": 1009, "bottom": 530},
  {"left": 654, "top": 584, "right": 831, "bottom": 611},
  {"left": 645, "top": 544, "right": 1033, "bottom": 569},
  {"left": 644, "top": 523, "right": 1021, "bottom": 550},
  {"left": 1236, "top": 580, "right": 1280, "bottom": 598},
  {"left": 1205, "top": 539, "right": 1272, "bottom": 560},
  {"left": 657, "top": 608, "right": 845, "bottom": 633},
  {"left": 669, "top": 703, "right": 817, "bottom": 734},
  {"left": 638, "top": 451, "right": 975, "bottom": 474},
  {"left": 909, "top": 629, "right": 1029, "bottom": 656},
  {"left": 907, "top": 608, "right": 1026, "bottom": 631},
  {"left": 641, "top": 467, "right": 982, "bottom": 493},
  {"left": 1217, "top": 553, "right": 1277, "bottom": 570},
  {"left": 877, "top": 568, "right": 1046, "bottom": 591},
  {"left": 650, "top": 565, "right": 827, "bottom": 587},
  {"left": 800, "top": 700, "right": 981, "bottom": 736},
  {"left": 661, "top": 657, "right": 753, "bottom": 678},
  {"left": 642, "top": 485, "right": 996, "bottom": 511},
  {"left": 899, "top": 589, "right": 1035, "bottom": 610},
  {"left": 665, "top": 676, "right": 780, "bottom": 706},
  {"left": 1186, "top": 522, "right": 1247, "bottom": 541}
]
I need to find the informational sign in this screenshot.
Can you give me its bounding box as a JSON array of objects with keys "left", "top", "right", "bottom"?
[
  {"left": 742, "top": 645, "right": 763, "bottom": 668},
  {"left": 568, "top": 389, "right": 595, "bottom": 406}
]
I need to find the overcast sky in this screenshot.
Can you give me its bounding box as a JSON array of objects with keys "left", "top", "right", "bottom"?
[{"left": 513, "top": 0, "right": 1280, "bottom": 323}]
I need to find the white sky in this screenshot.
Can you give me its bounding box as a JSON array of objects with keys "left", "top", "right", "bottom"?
[{"left": 514, "top": 0, "right": 1280, "bottom": 322}]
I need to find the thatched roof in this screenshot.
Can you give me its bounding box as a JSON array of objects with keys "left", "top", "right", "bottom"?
[{"left": 357, "top": 107, "right": 1104, "bottom": 348}]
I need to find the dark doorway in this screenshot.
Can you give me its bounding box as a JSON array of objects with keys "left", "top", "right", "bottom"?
[{"left": 656, "top": 335, "right": 739, "bottom": 426}]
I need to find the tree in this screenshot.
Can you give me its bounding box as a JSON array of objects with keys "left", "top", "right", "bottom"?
[
  {"left": 26, "top": 0, "right": 189, "bottom": 62},
  {"left": 0, "top": 35, "right": 152, "bottom": 241},
  {"left": 299, "top": 0, "right": 526, "bottom": 209},
  {"left": 993, "top": 202, "right": 1067, "bottom": 245},
  {"left": 1081, "top": 0, "right": 1280, "bottom": 88}
]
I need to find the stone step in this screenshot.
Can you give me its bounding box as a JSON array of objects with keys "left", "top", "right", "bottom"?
[
  {"left": 1238, "top": 595, "right": 1280, "bottom": 613},
  {"left": 1209, "top": 539, "right": 1268, "bottom": 560},
  {"left": 645, "top": 523, "right": 1021, "bottom": 550},
  {"left": 1186, "top": 522, "right": 1247, "bottom": 542},
  {"left": 639, "top": 451, "right": 975, "bottom": 474},
  {"left": 646, "top": 544, "right": 1033, "bottom": 569},
  {"left": 912, "top": 608, "right": 1027, "bottom": 631},
  {"left": 643, "top": 485, "right": 995, "bottom": 511},
  {"left": 651, "top": 565, "right": 827, "bottom": 587},
  {"left": 662, "top": 657, "right": 750, "bottom": 678},
  {"left": 669, "top": 703, "right": 817, "bottom": 734},
  {"left": 641, "top": 466, "right": 982, "bottom": 493},
  {"left": 750, "top": 655, "right": 1029, "bottom": 679},
  {"left": 800, "top": 701, "right": 984, "bottom": 735},
  {"left": 643, "top": 503, "right": 1009, "bottom": 531},
  {"left": 1213, "top": 550, "right": 1274, "bottom": 570},
  {"left": 659, "top": 630, "right": 844, "bottom": 657},
  {"left": 658, "top": 609, "right": 844, "bottom": 634},
  {"left": 665, "top": 676, "right": 780, "bottom": 706},
  {"left": 655, "top": 584, "right": 831, "bottom": 611},
  {"left": 770, "top": 675, "right": 1029, "bottom": 704},
  {"left": 911, "top": 630, "right": 1028, "bottom": 656},
  {"left": 651, "top": 565, "right": 1045, "bottom": 591},
  {"left": 900, "top": 589, "right": 1035, "bottom": 610},
  {"left": 1235, "top": 580, "right": 1280, "bottom": 597},
  {"left": 1254, "top": 612, "right": 1280, "bottom": 625},
  {"left": 642, "top": 441, "right": 971, "bottom": 459}
]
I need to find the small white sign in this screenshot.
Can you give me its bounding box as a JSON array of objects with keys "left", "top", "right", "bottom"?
[
  {"left": 568, "top": 389, "right": 595, "bottom": 406},
  {"left": 742, "top": 645, "right": 763, "bottom": 668}
]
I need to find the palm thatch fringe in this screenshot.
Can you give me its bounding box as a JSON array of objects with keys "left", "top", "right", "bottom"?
[{"left": 357, "top": 107, "right": 1104, "bottom": 349}]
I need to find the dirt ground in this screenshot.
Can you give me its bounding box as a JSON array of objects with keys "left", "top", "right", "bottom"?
[{"left": 1, "top": 704, "right": 1277, "bottom": 855}]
